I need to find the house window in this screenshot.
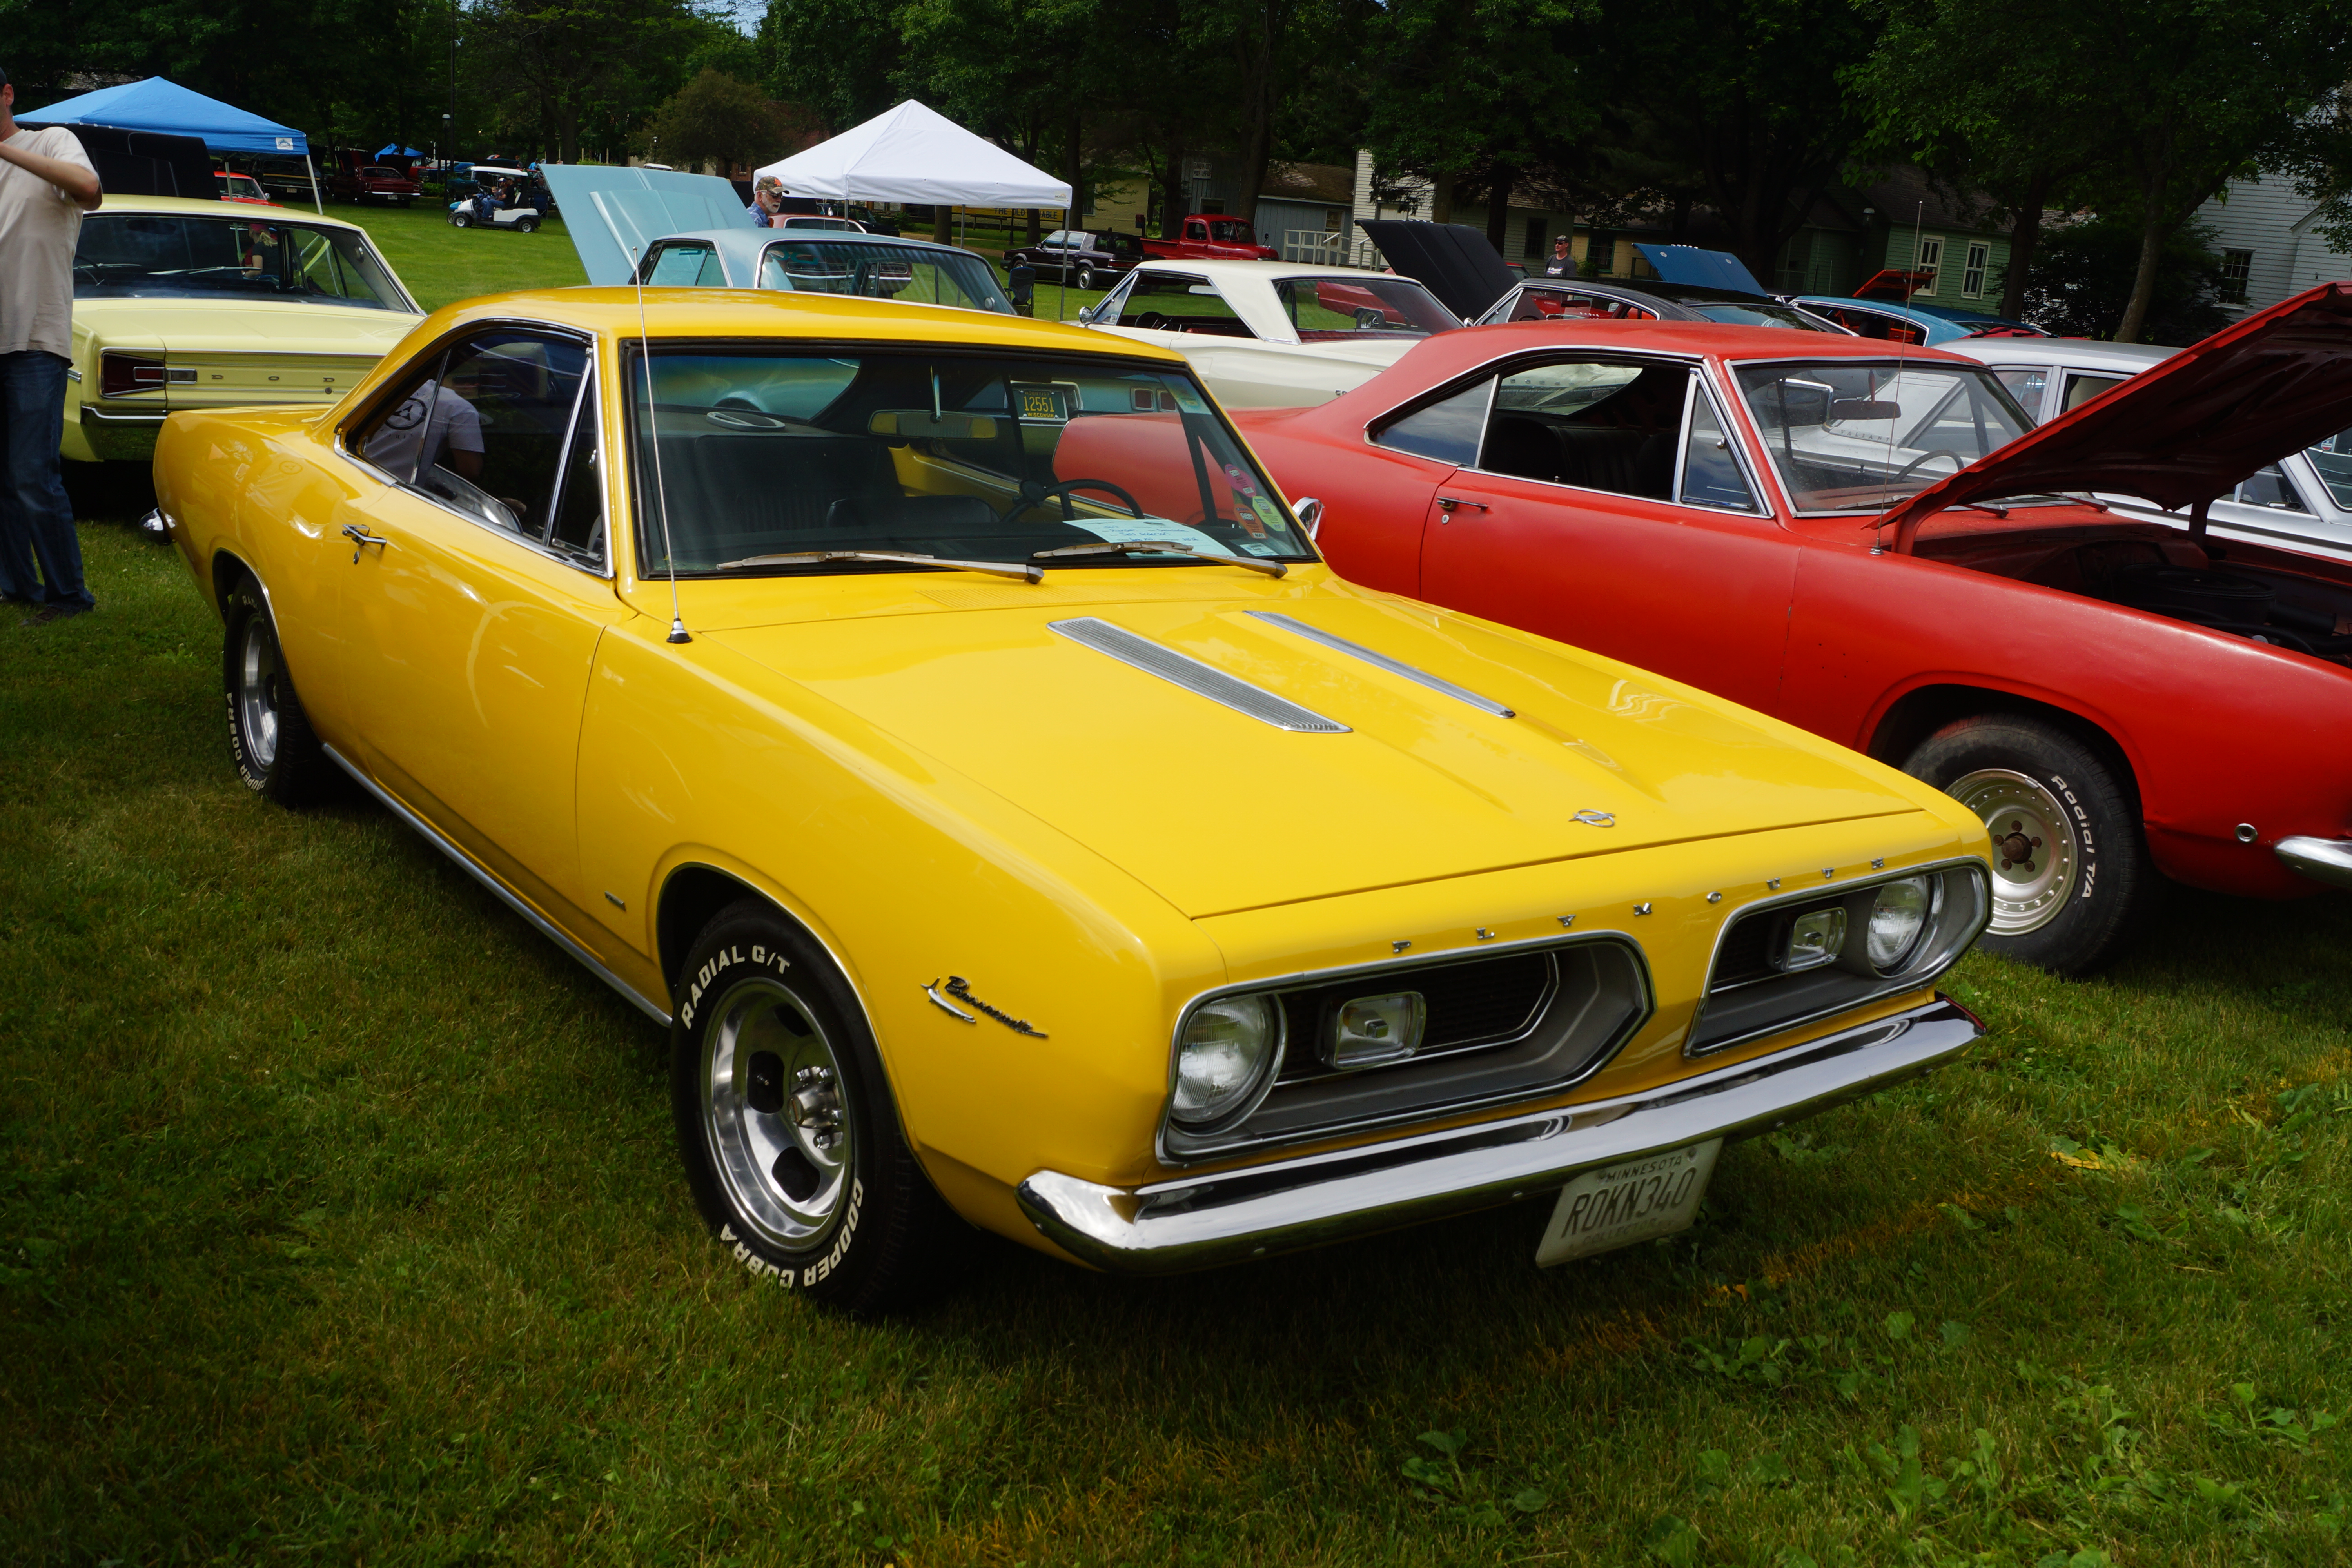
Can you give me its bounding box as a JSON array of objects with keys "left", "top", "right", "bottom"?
[
  {"left": 1915, "top": 236, "right": 1943, "bottom": 296},
  {"left": 1586, "top": 230, "right": 1617, "bottom": 276},
  {"left": 2220, "top": 249, "right": 2254, "bottom": 303},
  {"left": 1962, "top": 241, "right": 1989, "bottom": 298},
  {"left": 1524, "top": 218, "right": 1545, "bottom": 258}
]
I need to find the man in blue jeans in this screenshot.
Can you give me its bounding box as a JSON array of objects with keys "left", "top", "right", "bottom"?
[{"left": 0, "top": 64, "right": 105, "bottom": 625}]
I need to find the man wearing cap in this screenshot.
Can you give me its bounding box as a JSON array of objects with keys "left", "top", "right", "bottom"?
[
  {"left": 1540, "top": 231, "right": 1576, "bottom": 279},
  {"left": 0, "top": 64, "right": 104, "bottom": 625},
  {"left": 747, "top": 175, "right": 784, "bottom": 227}
]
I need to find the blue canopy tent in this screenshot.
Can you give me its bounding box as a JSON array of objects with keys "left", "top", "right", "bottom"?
[
  {"left": 24, "top": 77, "right": 323, "bottom": 211},
  {"left": 376, "top": 144, "right": 423, "bottom": 160}
]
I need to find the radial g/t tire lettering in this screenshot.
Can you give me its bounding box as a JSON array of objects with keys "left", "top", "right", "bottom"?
[
  {"left": 1903, "top": 713, "right": 2158, "bottom": 975},
  {"left": 222, "top": 582, "right": 334, "bottom": 806},
  {"left": 670, "top": 899, "right": 970, "bottom": 1312}
]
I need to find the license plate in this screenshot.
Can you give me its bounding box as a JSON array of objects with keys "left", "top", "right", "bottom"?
[{"left": 1535, "top": 1139, "right": 1722, "bottom": 1266}]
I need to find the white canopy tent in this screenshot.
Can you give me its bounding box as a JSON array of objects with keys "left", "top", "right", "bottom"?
[{"left": 755, "top": 100, "right": 1071, "bottom": 208}]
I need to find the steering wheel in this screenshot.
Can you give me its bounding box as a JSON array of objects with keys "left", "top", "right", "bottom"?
[
  {"left": 1132, "top": 311, "right": 1169, "bottom": 330},
  {"left": 1893, "top": 448, "right": 1966, "bottom": 483},
  {"left": 998, "top": 477, "right": 1145, "bottom": 526}
]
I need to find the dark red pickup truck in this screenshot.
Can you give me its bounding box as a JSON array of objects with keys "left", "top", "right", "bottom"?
[
  {"left": 327, "top": 162, "right": 420, "bottom": 207},
  {"left": 1143, "top": 214, "right": 1279, "bottom": 262}
]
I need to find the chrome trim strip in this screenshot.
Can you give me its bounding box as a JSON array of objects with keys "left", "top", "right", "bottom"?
[
  {"left": 1022, "top": 995, "right": 1982, "bottom": 1273},
  {"left": 80, "top": 405, "right": 170, "bottom": 424},
  {"left": 2278, "top": 835, "right": 2352, "bottom": 891},
  {"left": 1156, "top": 928, "right": 1652, "bottom": 1165},
  {"left": 323, "top": 745, "right": 672, "bottom": 1027},
  {"left": 1049, "top": 617, "right": 1350, "bottom": 733},
  {"left": 1245, "top": 611, "right": 1515, "bottom": 717},
  {"left": 1686, "top": 857, "right": 1990, "bottom": 1057}
]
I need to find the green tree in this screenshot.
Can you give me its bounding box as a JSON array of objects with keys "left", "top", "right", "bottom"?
[
  {"left": 465, "top": 0, "right": 706, "bottom": 164},
  {"left": 758, "top": 0, "right": 907, "bottom": 136},
  {"left": 650, "top": 68, "right": 788, "bottom": 171}
]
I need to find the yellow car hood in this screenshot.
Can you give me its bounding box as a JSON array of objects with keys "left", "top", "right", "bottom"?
[
  {"left": 709, "top": 586, "right": 1921, "bottom": 919},
  {"left": 76, "top": 296, "right": 423, "bottom": 353}
]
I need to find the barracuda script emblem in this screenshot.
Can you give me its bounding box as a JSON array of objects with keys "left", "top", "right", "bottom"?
[{"left": 924, "top": 975, "right": 1047, "bottom": 1038}]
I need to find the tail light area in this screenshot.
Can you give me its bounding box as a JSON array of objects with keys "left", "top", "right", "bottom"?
[{"left": 99, "top": 352, "right": 195, "bottom": 398}]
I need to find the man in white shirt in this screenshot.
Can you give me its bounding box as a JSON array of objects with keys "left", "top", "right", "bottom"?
[
  {"left": 362, "top": 378, "right": 484, "bottom": 483},
  {"left": 0, "top": 64, "right": 104, "bottom": 625}
]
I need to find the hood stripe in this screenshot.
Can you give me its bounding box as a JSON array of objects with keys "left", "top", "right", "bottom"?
[
  {"left": 1247, "top": 611, "right": 1515, "bottom": 718},
  {"left": 1049, "top": 617, "right": 1350, "bottom": 733}
]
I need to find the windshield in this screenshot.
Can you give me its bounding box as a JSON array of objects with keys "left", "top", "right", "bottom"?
[
  {"left": 755, "top": 241, "right": 1011, "bottom": 314},
  {"left": 1684, "top": 300, "right": 1837, "bottom": 332},
  {"left": 1276, "top": 276, "right": 1459, "bottom": 340},
  {"left": 1735, "top": 359, "right": 2032, "bottom": 512},
  {"left": 628, "top": 349, "right": 1315, "bottom": 576},
  {"left": 73, "top": 214, "right": 412, "bottom": 310}
]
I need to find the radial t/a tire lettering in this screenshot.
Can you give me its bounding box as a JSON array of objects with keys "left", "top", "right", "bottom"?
[
  {"left": 222, "top": 581, "right": 333, "bottom": 806},
  {"left": 1903, "top": 714, "right": 2158, "bottom": 976},
  {"left": 670, "top": 899, "right": 969, "bottom": 1312}
]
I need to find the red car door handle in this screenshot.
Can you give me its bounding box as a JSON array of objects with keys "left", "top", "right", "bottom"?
[{"left": 1436, "top": 496, "right": 1489, "bottom": 515}]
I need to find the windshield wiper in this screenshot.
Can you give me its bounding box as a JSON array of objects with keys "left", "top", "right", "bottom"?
[
  {"left": 713, "top": 549, "right": 1042, "bottom": 583},
  {"left": 1031, "top": 540, "right": 1288, "bottom": 577}
]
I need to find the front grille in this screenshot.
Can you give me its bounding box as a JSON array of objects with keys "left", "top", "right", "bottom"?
[{"left": 1165, "top": 936, "right": 1651, "bottom": 1161}]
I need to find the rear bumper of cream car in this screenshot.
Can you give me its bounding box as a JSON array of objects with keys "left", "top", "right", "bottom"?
[{"left": 1017, "top": 995, "right": 1982, "bottom": 1273}]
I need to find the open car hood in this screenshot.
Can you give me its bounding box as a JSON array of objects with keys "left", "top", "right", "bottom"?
[
  {"left": 1880, "top": 281, "right": 2352, "bottom": 550},
  {"left": 539, "top": 165, "right": 750, "bottom": 285},
  {"left": 1357, "top": 220, "right": 1519, "bottom": 319},
  {"left": 1632, "top": 244, "right": 1767, "bottom": 294}
]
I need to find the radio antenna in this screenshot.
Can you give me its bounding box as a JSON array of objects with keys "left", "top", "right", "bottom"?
[
  {"left": 633, "top": 241, "right": 690, "bottom": 643},
  {"left": 1873, "top": 200, "right": 1926, "bottom": 555}
]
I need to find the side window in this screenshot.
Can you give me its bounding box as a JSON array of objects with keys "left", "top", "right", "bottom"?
[
  {"left": 1679, "top": 383, "right": 1758, "bottom": 512},
  {"left": 1989, "top": 366, "right": 2048, "bottom": 421},
  {"left": 644, "top": 242, "right": 723, "bottom": 286},
  {"left": 546, "top": 384, "right": 607, "bottom": 561},
  {"left": 2061, "top": 372, "right": 2125, "bottom": 413},
  {"left": 1479, "top": 359, "right": 1684, "bottom": 499},
  {"left": 2232, "top": 465, "right": 2310, "bottom": 513},
  {"left": 1114, "top": 271, "right": 1252, "bottom": 338},
  {"left": 354, "top": 329, "right": 590, "bottom": 539},
  {"left": 1370, "top": 377, "right": 1493, "bottom": 466}
]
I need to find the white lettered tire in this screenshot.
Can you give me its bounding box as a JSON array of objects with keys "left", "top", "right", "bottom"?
[{"left": 669, "top": 899, "right": 969, "bottom": 1311}]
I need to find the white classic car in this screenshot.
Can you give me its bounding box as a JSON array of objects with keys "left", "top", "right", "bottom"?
[
  {"left": 1942, "top": 336, "right": 2352, "bottom": 561},
  {"left": 1077, "top": 260, "right": 1462, "bottom": 407}
]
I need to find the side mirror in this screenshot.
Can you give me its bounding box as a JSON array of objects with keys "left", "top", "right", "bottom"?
[
  {"left": 1076, "top": 305, "right": 1098, "bottom": 325},
  {"left": 1294, "top": 496, "right": 1323, "bottom": 540}
]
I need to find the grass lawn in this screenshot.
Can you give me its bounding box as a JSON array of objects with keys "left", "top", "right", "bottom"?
[
  {"left": 4, "top": 517, "right": 2349, "bottom": 1567},
  {"left": 333, "top": 200, "right": 588, "bottom": 312}
]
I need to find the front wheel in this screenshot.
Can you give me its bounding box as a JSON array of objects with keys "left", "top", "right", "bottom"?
[
  {"left": 671, "top": 900, "right": 970, "bottom": 1311},
  {"left": 451, "top": 211, "right": 472, "bottom": 228},
  {"left": 515, "top": 215, "right": 539, "bottom": 234},
  {"left": 1903, "top": 714, "right": 2158, "bottom": 975},
  {"left": 1075, "top": 265, "right": 1097, "bottom": 291},
  {"left": 223, "top": 583, "right": 333, "bottom": 804}
]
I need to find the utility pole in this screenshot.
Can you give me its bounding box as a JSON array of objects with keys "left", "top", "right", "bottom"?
[{"left": 449, "top": 0, "right": 459, "bottom": 162}]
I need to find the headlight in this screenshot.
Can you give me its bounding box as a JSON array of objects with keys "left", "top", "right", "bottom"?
[
  {"left": 1171, "top": 995, "right": 1282, "bottom": 1126},
  {"left": 1865, "top": 876, "right": 1934, "bottom": 971}
]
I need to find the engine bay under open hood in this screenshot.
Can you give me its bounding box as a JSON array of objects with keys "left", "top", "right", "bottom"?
[{"left": 1880, "top": 281, "right": 2352, "bottom": 550}]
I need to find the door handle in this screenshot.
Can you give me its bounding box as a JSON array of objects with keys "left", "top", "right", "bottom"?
[
  {"left": 1436, "top": 496, "right": 1489, "bottom": 517},
  {"left": 342, "top": 523, "right": 390, "bottom": 562}
]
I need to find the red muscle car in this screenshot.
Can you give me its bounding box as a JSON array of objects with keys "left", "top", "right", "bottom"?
[{"left": 1236, "top": 284, "right": 2352, "bottom": 973}]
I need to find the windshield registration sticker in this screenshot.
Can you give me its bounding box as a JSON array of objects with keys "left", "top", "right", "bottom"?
[{"left": 1079, "top": 517, "right": 1236, "bottom": 555}]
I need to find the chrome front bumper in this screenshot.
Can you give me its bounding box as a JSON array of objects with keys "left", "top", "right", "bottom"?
[
  {"left": 2278, "top": 836, "right": 2352, "bottom": 892},
  {"left": 1017, "top": 996, "right": 1982, "bottom": 1274}
]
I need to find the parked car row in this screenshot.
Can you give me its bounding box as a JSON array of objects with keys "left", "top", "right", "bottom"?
[{"left": 96, "top": 175, "right": 2352, "bottom": 1312}]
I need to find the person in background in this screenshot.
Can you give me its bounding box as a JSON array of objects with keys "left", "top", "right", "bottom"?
[
  {"left": 747, "top": 175, "right": 784, "bottom": 227},
  {"left": 1541, "top": 231, "right": 1575, "bottom": 279},
  {"left": 0, "top": 62, "right": 104, "bottom": 626}
]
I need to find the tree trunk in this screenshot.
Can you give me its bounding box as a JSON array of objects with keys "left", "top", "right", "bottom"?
[
  {"left": 1669, "top": 192, "right": 1691, "bottom": 243},
  {"left": 2116, "top": 203, "right": 2167, "bottom": 343},
  {"left": 933, "top": 205, "right": 955, "bottom": 245},
  {"left": 1065, "top": 106, "right": 1083, "bottom": 227},
  {"left": 1234, "top": 3, "right": 1274, "bottom": 230},
  {"left": 1486, "top": 163, "right": 1517, "bottom": 253},
  {"left": 1998, "top": 171, "right": 2051, "bottom": 322},
  {"left": 1161, "top": 135, "right": 1186, "bottom": 238},
  {"left": 1429, "top": 169, "right": 1456, "bottom": 225}
]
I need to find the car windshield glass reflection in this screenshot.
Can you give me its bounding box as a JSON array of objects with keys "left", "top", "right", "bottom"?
[
  {"left": 73, "top": 214, "right": 408, "bottom": 309},
  {"left": 753, "top": 242, "right": 1012, "bottom": 314},
  {"left": 1735, "top": 360, "right": 2031, "bottom": 512},
  {"left": 628, "top": 350, "right": 1314, "bottom": 576},
  {"left": 1276, "top": 277, "right": 1459, "bottom": 340}
]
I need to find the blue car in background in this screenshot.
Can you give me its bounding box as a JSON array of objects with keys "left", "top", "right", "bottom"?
[{"left": 1789, "top": 293, "right": 2051, "bottom": 345}]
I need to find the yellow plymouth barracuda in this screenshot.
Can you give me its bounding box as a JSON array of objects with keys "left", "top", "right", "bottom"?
[
  {"left": 65, "top": 194, "right": 422, "bottom": 465},
  {"left": 153, "top": 288, "right": 1994, "bottom": 1310}
]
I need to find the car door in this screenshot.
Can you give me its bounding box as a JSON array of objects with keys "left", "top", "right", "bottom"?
[
  {"left": 335, "top": 325, "right": 628, "bottom": 920},
  {"left": 1412, "top": 353, "right": 1800, "bottom": 714}
]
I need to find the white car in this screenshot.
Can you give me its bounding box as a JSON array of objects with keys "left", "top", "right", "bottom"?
[
  {"left": 1077, "top": 260, "right": 1461, "bottom": 407},
  {"left": 1944, "top": 336, "right": 2352, "bottom": 559}
]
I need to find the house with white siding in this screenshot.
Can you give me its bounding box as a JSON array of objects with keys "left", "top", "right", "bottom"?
[{"left": 2195, "top": 176, "right": 2352, "bottom": 317}]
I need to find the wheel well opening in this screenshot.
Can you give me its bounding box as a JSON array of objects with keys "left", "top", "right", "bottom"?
[
  {"left": 1869, "top": 685, "right": 2142, "bottom": 814},
  {"left": 209, "top": 550, "right": 252, "bottom": 618},
  {"left": 657, "top": 866, "right": 785, "bottom": 1000}
]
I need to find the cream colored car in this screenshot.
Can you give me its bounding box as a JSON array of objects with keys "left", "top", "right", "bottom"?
[
  {"left": 1078, "top": 259, "right": 1461, "bottom": 407},
  {"left": 64, "top": 194, "right": 423, "bottom": 464}
]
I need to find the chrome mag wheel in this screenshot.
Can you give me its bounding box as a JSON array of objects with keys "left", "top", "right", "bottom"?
[
  {"left": 1949, "top": 767, "right": 2077, "bottom": 935},
  {"left": 238, "top": 615, "right": 283, "bottom": 770},
  {"left": 701, "top": 977, "right": 854, "bottom": 1250}
]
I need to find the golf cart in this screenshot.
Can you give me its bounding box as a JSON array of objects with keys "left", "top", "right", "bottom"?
[{"left": 449, "top": 165, "right": 543, "bottom": 233}]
